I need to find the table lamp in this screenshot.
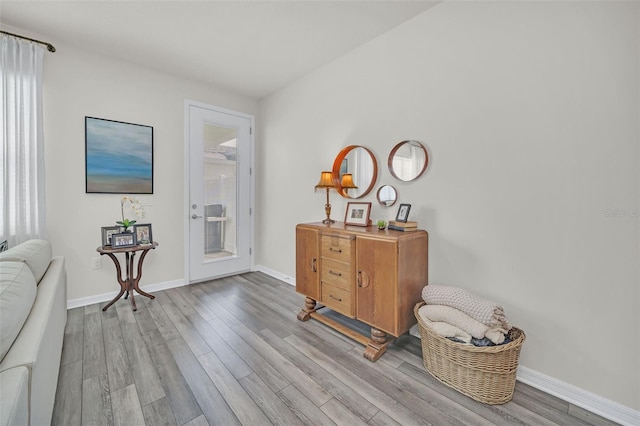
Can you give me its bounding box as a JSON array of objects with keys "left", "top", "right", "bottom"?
[
  {"left": 315, "top": 171, "right": 336, "bottom": 223},
  {"left": 340, "top": 173, "right": 358, "bottom": 195}
]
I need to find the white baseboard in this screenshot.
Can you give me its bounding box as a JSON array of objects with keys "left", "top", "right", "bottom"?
[
  {"left": 66, "top": 267, "right": 293, "bottom": 309},
  {"left": 253, "top": 265, "right": 295, "bottom": 286},
  {"left": 517, "top": 367, "right": 639, "bottom": 425},
  {"left": 66, "top": 278, "right": 185, "bottom": 309},
  {"left": 253, "top": 265, "right": 639, "bottom": 425},
  {"left": 66, "top": 269, "right": 639, "bottom": 425}
]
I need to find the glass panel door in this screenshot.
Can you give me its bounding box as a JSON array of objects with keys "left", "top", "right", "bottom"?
[{"left": 187, "top": 102, "right": 253, "bottom": 282}]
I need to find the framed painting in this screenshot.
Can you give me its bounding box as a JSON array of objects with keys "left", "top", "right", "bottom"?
[{"left": 85, "top": 116, "right": 154, "bottom": 194}]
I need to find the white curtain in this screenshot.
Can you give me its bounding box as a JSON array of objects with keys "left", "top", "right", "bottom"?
[{"left": 0, "top": 34, "right": 46, "bottom": 246}]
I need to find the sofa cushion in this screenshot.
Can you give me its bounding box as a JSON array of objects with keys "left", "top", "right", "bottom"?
[
  {"left": 0, "top": 262, "right": 37, "bottom": 362},
  {"left": 0, "top": 256, "right": 66, "bottom": 426},
  {"left": 0, "top": 239, "right": 52, "bottom": 284},
  {"left": 0, "top": 366, "right": 29, "bottom": 426}
]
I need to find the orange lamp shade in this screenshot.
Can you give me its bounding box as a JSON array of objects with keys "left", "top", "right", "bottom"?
[
  {"left": 315, "top": 171, "right": 335, "bottom": 189},
  {"left": 340, "top": 173, "right": 357, "bottom": 189}
]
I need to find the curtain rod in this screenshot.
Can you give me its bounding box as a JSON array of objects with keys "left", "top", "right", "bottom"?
[{"left": 0, "top": 30, "right": 56, "bottom": 52}]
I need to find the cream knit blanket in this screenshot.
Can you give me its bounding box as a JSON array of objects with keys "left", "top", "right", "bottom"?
[
  {"left": 417, "top": 306, "right": 472, "bottom": 344},
  {"left": 422, "top": 284, "right": 512, "bottom": 330},
  {"left": 421, "top": 304, "right": 507, "bottom": 344}
]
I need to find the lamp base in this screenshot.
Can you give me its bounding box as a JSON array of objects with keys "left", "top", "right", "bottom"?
[{"left": 322, "top": 198, "right": 334, "bottom": 224}]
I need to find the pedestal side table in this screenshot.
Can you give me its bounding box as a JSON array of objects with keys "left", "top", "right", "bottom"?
[{"left": 97, "top": 242, "right": 158, "bottom": 311}]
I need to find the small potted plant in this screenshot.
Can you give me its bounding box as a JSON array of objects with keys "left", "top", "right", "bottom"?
[{"left": 377, "top": 220, "right": 387, "bottom": 230}]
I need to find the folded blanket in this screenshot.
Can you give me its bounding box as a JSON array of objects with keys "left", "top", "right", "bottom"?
[
  {"left": 421, "top": 304, "right": 506, "bottom": 344},
  {"left": 471, "top": 334, "right": 512, "bottom": 347},
  {"left": 417, "top": 306, "right": 472, "bottom": 343},
  {"left": 422, "top": 284, "right": 512, "bottom": 330}
]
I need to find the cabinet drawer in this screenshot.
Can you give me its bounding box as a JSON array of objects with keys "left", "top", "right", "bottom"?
[
  {"left": 321, "top": 283, "right": 353, "bottom": 316},
  {"left": 321, "top": 234, "right": 353, "bottom": 262},
  {"left": 320, "top": 259, "right": 351, "bottom": 291}
]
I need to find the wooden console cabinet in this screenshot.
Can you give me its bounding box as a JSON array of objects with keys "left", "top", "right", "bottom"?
[{"left": 296, "top": 222, "right": 428, "bottom": 361}]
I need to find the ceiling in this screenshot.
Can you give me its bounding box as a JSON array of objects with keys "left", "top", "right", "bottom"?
[{"left": 0, "top": 1, "right": 438, "bottom": 99}]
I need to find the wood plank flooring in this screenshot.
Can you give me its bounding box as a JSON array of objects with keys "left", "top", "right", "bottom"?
[{"left": 53, "top": 272, "right": 618, "bottom": 426}]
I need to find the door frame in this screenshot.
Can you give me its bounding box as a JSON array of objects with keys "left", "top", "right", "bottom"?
[{"left": 183, "top": 99, "right": 255, "bottom": 284}]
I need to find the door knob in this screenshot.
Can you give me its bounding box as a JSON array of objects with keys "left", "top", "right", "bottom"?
[{"left": 191, "top": 214, "right": 203, "bottom": 219}]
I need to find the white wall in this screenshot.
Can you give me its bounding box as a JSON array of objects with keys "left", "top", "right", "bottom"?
[
  {"left": 16, "top": 28, "right": 258, "bottom": 301},
  {"left": 257, "top": 1, "right": 639, "bottom": 411}
]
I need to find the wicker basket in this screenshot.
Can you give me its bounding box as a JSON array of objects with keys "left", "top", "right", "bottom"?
[{"left": 414, "top": 301, "right": 525, "bottom": 405}]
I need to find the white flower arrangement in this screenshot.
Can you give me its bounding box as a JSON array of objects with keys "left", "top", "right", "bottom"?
[{"left": 117, "top": 196, "right": 146, "bottom": 231}]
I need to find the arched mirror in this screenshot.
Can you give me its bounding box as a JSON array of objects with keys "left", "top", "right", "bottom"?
[
  {"left": 388, "top": 140, "right": 428, "bottom": 182},
  {"left": 332, "top": 145, "right": 378, "bottom": 198},
  {"left": 376, "top": 185, "right": 397, "bottom": 206}
]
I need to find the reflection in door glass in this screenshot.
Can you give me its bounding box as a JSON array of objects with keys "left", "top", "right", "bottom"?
[{"left": 203, "top": 123, "right": 237, "bottom": 260}]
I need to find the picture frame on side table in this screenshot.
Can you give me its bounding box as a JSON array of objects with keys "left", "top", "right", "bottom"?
[
  {"left": 395, "top": 203, "right": 412, "bottom": 223},
  {"left": 112, "top": 232, "right": 137, "bottom": 248},
  {"left": 134, "top": 223, "right": 153, "bottom": 245},
  {"left": 101, "top": 226, "right": 122, "bottom": 247},
  {"left": 344, "top": 202, "right": 372, "bottom": 227}
]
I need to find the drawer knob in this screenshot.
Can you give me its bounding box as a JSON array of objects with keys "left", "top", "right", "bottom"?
[
  {"left": 328, "top": 270, "right": 342, "bottom": 277},
  {"left": 329, "top": 247, "right": 342, "bottom": 253},
  {"left": 329, "top": 294, "right": 342, "bottom": 302}
]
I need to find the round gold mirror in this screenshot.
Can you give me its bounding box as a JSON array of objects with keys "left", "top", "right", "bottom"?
[
  {"left": 388, "top": 140, "right": 428, "bottom": 181},
  {"left": 376, "top": 185, "right": 397, "bottom": 206},
  {"left": 332, "top": 145, "right": 378, "bottom": 198}
]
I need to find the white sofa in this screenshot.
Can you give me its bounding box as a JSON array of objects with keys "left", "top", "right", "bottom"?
[{"left": 0, "top": 240, "right": 67, "bottom": 426}]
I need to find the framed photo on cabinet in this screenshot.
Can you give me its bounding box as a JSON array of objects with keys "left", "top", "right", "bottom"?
[
  {"left": 395, "top": 203, "right": 411, "bottom": 223},
  {"left": 344, "top": 202, "right": 372, "bottom": 227}
]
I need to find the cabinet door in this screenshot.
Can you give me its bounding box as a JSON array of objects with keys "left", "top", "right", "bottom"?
[
  {"left": 296, "top": 226, "right": 320, "bottom": 299},
  {"left": 356, "top": 237, "right": 398, "bottom": 335}
]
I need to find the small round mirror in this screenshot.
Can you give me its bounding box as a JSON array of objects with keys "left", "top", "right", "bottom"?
[
  {"left": 388, "top": 140, "right": 428, "bottom": 181},
  {"left": 332, "top": 145, "right": 378, "bottom": 198},
  {"left": 376, "top": 185, "right": 397, "bottom": 207}
]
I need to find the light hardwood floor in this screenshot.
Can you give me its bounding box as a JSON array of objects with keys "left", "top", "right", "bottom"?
[{"left": 53, "top": 272, "right": 618, "bottom": 426}]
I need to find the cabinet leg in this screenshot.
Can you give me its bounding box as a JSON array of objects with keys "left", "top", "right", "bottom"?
[
  {"left": 363, "top": 327, "right": 389, "bottom": 362},
  {"left": 297, "top": 297, "right": 317, "bottom": 321}
]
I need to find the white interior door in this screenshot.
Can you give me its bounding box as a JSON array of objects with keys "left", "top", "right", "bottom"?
[{"left": 186, "top": 101, "right": 253, "bottom": 283}]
